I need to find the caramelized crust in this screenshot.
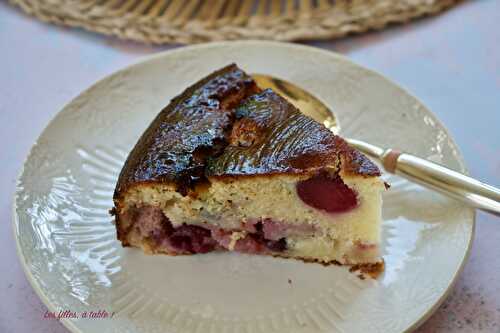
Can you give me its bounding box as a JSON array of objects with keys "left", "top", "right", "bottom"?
[
  {"left": 114, "top": 64, "right": 380, "bottom": 204},
  {"left": 114, "top": 64, "right": 259, "bottom": 200},
  {"left": 206, "top": 89, "right": 380, "bottom": 177}
]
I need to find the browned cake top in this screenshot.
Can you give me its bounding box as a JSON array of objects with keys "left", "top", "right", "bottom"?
[
  {"left": 206, "top": 89, "right": 380, "bottom": 177},
  {"left": 114, "top": 64, "right": 379, "bottom": 199}
]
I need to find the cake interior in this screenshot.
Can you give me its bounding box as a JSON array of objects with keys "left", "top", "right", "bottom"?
[{"left": 117, "top": 169, "right": 384, "bottom": 265}]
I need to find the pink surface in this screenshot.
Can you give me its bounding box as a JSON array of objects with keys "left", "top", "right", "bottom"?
[{"left": 1, "top": 0, "right": 499, "bottom": 332}]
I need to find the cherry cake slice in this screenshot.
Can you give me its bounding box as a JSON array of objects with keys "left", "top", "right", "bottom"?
[{"left": 112, "top": 64, "right": 386, "bottom": 276}]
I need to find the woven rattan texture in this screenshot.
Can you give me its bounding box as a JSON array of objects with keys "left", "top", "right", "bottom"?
[{"left": 10, "top": 0, "right": 461, "bottom": 44}]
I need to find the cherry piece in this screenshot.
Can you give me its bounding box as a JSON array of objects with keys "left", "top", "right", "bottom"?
[{"left": 296, "top": 174, "right": 358, "bottom": 213}]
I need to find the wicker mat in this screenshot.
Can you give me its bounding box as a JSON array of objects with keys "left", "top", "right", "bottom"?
[{"left": 9, "top": 0, "right": 461, "bottom": 44}]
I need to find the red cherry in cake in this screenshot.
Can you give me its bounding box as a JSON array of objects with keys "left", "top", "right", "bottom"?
[
  {"left": 169, "top": 224, "right": 218, "bottom": 253},
  {"left": 296, "top": 174, "right": 358, "bottom": 213}
]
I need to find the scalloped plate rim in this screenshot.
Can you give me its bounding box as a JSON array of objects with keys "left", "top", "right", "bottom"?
[{"left": 12, "top": 40, "right": 475, "bottom": 333}]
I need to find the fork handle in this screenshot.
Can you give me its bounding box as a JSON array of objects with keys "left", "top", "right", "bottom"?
[{"left": 382, "top": 150, "right": 500, "bottom": 216}]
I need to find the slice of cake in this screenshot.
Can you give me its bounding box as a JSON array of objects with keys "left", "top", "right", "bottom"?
[{"left": 112, "top": 64, "right": 385, "bottom": 274}]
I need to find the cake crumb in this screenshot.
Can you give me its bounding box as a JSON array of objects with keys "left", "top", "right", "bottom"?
[{"left": 228, "top": 231, "right": 247, "bottom": 251}]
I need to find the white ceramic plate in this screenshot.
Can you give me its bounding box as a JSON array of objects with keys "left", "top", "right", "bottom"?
[{"left": 14, "top": 41, "right": 474, "bottom": 333}]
